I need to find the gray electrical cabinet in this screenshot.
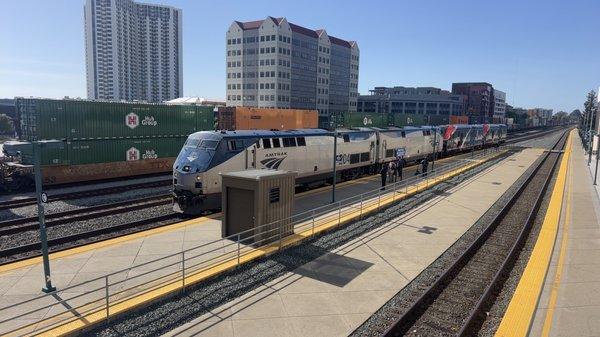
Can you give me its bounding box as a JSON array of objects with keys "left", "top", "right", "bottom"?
[{"left": 221, "top": 169, "right": 296, "bottom": 245}]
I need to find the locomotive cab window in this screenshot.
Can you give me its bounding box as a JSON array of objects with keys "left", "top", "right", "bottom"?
[
  {"left": 282, "top": 137, "right": 297, "bottom": 147},
  {"left": 227, "top": 140, "right": 245, "bottom": 151},
  {"left": 296, "top": 137, "right": 306, "bottom": 146},
  {"left": 272, "top": 138, "right": 281, "bottom": 148},
  {"left": 343, "top": 134, "right": 350, "bottom": 143},
  {"left": 199, "top": 140, "right": 219, "bottom": 150},
  {"left": 262, "top": 138, "right": 272, "bottom": 149}
]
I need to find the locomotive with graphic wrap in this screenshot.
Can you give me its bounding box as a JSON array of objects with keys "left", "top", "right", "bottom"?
[{"left": 172, "top": 124, "right": 506, "bottom": 214}]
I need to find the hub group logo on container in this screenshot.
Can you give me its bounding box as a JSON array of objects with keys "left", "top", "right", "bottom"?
[
  {"left": 127, "top": 147, "right": 140, "bottom": 161},
  {"left": 126, "top": 113, "right": 140, "bottom": 129},
  {"left": 125, "top": 113, "right": 158, "bottom": 129}
]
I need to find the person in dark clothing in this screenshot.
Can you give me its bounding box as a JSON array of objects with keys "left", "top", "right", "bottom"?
[
  {"left": 421, "top": 157, "right": 429, "bottom": 177},
  {"left": 380, "top": 164, "right": 388, "bottom": 190},
  {"left": 397, "top": 157, "right": 405, "bottom": 181}
]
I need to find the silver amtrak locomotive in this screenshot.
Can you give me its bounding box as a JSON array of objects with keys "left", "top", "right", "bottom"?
[{"left": 172, "top": 125, "right": 506, "bottom": 214}]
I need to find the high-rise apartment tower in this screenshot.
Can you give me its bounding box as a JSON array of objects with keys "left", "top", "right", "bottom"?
[{"left": 84, "top": 0, "right": 183, "bottom": 102}]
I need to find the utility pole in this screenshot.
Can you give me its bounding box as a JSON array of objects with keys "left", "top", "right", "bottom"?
[
  {"left": 431, "top": 128, "right": 437, "bottom": 171},
  {"left": 33, "top": 141, "right": 56, "bottom": 293},
  {"left": 332, "top": 130, "right": 337, "bottom": 203},
  {"left": 594, "top": 143, "right": 599, "bottom": 185}
]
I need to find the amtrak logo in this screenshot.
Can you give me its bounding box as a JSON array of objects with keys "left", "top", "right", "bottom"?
[{"left": 261, "top": 157, "right": 286, "bottom": 169}]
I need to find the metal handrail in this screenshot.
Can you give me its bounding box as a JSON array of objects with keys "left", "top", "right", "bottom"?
[{"left": 0, "top": 146, "right": 509, "bottom": 336}]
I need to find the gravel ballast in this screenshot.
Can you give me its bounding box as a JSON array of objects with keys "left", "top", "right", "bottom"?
[{"left": 84, "top": 150, "right": 515, "bottom": 337}]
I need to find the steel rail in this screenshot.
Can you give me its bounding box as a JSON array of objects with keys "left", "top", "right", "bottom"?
[
  {"left": 0, "top": 194, "right": 171, "bottom": 236},
  {"left": 381, "top": 129, "right": 568, "bottom": 337},
  {"left": 0, "top": 178, "right": 171, "bottom": 210},
  {"left": 0, "top": 213, "right": 181, "bottom": 261}
]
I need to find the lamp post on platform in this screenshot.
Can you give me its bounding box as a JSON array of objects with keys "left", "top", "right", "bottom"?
[
  {"left": 14, "top": 140, "right": 63, "bottom": 293},
  {"left": 32, "top": 141, "right": 58, "bottom": 293},
  {"left": 330, "top": 114, "right": 338, "bottom": 204}
]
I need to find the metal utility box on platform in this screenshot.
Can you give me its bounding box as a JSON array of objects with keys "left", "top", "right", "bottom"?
[{"left": 221, "top": 169, "right": 296, "bottom": 244}]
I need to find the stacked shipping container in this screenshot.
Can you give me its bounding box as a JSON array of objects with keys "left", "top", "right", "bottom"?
[
  {"left": 216, "top": 107, "right": 318, "bottom": 130},
  {"left": 340, "top": 112, "right": 451, "bottom": 128},
  {"left": 14, "top": 98, "right": 215, "bottom": 184}
]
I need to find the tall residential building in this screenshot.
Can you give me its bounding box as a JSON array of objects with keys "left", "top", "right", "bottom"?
[
  {"left": 226, "top": 16, "right": 359, "bottom": 128},
  {"left": 84, "top": 0, "right": 183, "bottom": 102},
  {"left": 493, "top": 89, "right": 507, "bottom": 122},
  {"left": 357, "top": 86, "right": 466, "bottom": 116},
  {"left": 451, "top": 82, "right": 495, "bottom": 123}
]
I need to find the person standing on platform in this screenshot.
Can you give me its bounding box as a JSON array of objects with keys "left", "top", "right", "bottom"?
[
  {"left": 380, "top": 163, "right": 388, "bottom": 190},
  {"left": 397, "top": 156, "right": 405, "bottom": 181},
  {"left": 389, "top": 161, "right": 397, "bottom": 183},
  {"left": 421, "top": 156, "right": 429, "bottom": 177}
]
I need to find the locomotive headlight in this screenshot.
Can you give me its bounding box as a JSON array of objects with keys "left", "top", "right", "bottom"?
[{"left": 196, "top": 175, "right": 201, "bottom": 181}]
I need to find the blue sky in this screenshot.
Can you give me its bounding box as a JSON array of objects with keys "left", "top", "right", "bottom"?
[{"left": 1, "top": 0, "right": 598, "bottom": 112}]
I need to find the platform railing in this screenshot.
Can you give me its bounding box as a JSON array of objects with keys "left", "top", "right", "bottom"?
[{"left": 0, "top": 146, "right": 510, "bottom": 336}]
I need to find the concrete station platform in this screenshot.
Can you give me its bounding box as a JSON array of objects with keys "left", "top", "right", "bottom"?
[
  {"left": 162, "top": 149, "right": 545, "bottom": 337},
  {"left": 0, "top": 147, "right": 544, "bottom": 336},
  {"left": 500, "top": 133, "right": 600, "bottom": 337}
]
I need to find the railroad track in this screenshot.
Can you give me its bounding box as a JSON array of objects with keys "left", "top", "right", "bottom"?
[
  {"left": 0, "top": 213, "right": 183, "bottom": 262},
  {"left": 0, "top": 128, "right": 560, "bottom": 212},
  {"left": 0, "top": 194, "right": 172, "bottom": 236},
  {"left": 381, "top": 129, "right": 569, "bottom": 337},
  {"left": 0, "top": 178, "right": 171, "bottom": 211}
]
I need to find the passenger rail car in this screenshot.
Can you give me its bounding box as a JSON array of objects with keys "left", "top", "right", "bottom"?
[{"left": 173, "top": 124, "right": 506, "bottom": 214}]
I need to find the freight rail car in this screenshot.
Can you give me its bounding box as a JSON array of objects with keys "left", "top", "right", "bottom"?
[
  {"left": 0, "top": 98, "right": 218, "bottom": 191},
  {"left": 15, "top": 98, "right": 215, "bottom": 141},
  {"left": 1, "top": 137, "right": 187, "bottom": 189},
  {"left": 172, "top": 124, "right": 507, "bottom": 214}
]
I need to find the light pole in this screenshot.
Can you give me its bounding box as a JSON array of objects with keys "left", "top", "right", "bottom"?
[
  {"left": 13, "top": 140, "right": 63, "bottom": 293},
  {"left": 431, "top": 127, "right": 438, "bottom": 171},
  {"left": 34, "top": 141, "right": 60, "bottom": 293},
  {"left": 332, "top": 130, "right": 337, "bottom": 203},
  {"left": 594, "top": 137, "right": 599, "bottom": 185}
]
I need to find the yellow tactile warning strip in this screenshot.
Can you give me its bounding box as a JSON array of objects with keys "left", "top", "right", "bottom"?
[
  {"left": 494, "top": 130, "right": 573, "bottom": 337},
  {"left": 540, "top": 145, "right": 573, "bottom": 336},
  {"left": 18, "top": 150, "right": 510, "bottom": 337},
  {"left": 0, "top": 213, "right": 221, "bottom": 274}
]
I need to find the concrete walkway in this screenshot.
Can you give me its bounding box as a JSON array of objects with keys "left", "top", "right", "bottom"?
[
  {"left": 162, "top": 149, "right": 545, "bottom": 337},
  {"left": 530, "top": 135, "right": 600, "bottom": 337}
]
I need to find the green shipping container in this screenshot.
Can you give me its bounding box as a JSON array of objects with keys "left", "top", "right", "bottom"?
[
  {"left": 16, "top": 98, "right": 67, "bottom": 141},
  {"left": 66, "top": 102, "right": 199, "bottom": 139},
  {"left": 342, "top": 112, "right": 390, "bottom": 128},
  {"left": 425, "top": 115, "right": 450, "bottom": 126},
  {"left": 392, "top": 114, "right": 425, "bottom": 127},
  {"left": 20, "top": 137, "right": 187, "bottom": 165},
  {"left": 68, "top": 137, "right": 187, "bottom": 164},
  {"left": 16, "top": 98, "right": 216, "bottom": 141},
  {"left": 195, "top": 106, "right": 216, "bottom": 131},
  {"left": 19, "top": 142, "right": 68, "bottom": 166}
]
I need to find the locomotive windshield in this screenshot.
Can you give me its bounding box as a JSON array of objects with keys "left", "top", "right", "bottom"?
[{"left": 174, "top": 133, "right": 221, "bottom": 173}]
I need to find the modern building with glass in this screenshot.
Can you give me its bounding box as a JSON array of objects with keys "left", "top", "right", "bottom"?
[
  {"left": 225, "top": 16, "right": 359, "bottom": 128},
  {"left": 357, "top": 86, "right": 466, "bottom": 116}
]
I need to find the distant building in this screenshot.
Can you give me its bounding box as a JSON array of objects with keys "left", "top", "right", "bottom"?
[
  {"left": 225, "top": 16, "right": 359, "bottom": 128},
  {"left": 357, "top": 86, "right": 466, "bottom": 117},
  {"left": 493, "top": 89, "right": 506, "bottom": 122},
  {"left": 451, "top": 82, "right": 495, "bottom": 123},
  {"left": 528, "top": 108, "right": 553, "bottom": 126},
  {"left": 84, "top": 0, "right": 183, "bottom": 102}
]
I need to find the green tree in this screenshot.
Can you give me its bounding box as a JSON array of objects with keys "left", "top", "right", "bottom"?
[
  {"left": 0, "top": 114, "right": 14, "bottom": 135},
  {"left": 583, "top": 90, "right": 598, "bottom": 131}
]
